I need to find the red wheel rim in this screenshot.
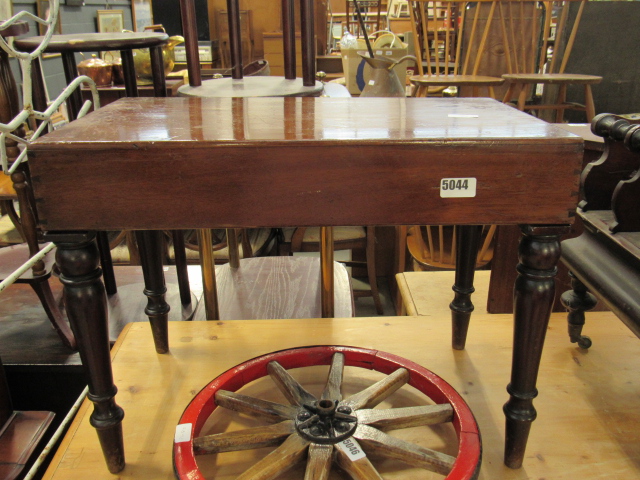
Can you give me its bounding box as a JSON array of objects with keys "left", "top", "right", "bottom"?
[{"left": 174, "top": 345, "right": 481, "bottom": 479}]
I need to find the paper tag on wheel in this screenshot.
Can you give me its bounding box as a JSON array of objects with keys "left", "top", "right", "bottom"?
[
  {"left": 337, "top": 437, "right": 366, "bottom": 461},
  {"left": 174, "top": 423, "right": 192, "bottom": 443}
]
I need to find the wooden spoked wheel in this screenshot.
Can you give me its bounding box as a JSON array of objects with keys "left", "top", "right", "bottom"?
[{"left": 174, "top": 346, "right": 481, "bottom": 479}]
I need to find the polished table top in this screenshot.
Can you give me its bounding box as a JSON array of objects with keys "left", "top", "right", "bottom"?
[{"left": 29, "top": 97, "right": 583, "bottom": 231}]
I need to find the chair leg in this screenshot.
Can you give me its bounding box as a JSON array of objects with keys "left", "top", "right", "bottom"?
[
  {"left": 584, "top": 84, "right": 596, "bottom": 122},
  {"left": 555, "top": 84, "right": 567, "bottom": 123},
  {"left": 560, "top": 271, "right": 597, "bottom": 349},
  {"left": 171, "top": 230, "right": 192, "bottom": 306},
  {"left": 365, "top": 226, "right": 384, "bottom": 315},
  {"left": 29, "top": 277, "right": 76, "bottom": 350}
]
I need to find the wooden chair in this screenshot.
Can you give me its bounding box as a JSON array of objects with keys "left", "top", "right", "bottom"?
[
  {"left": 0, "top": 22, "right": 75, "bottom": 350},
  {"left": 279, "top": 226, "right": 383, "bottom": 315},
  {"left": 502, "top": 0, "right": 602, "bottom": 122},
  {"left": 178, "top": 0, "right": 354, "bottom": 321},
  {"left": 346, "top": 0, "right": 384, "bottom": 38},
  {"left": 408, "top": 1, "right": 505, "bottom": 98},
  {"left": 406, "top": 224, "right": 496, "bottom": 270}
]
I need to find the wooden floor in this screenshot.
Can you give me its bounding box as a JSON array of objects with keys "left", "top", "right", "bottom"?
[
  {"left": 40, "top": 271, "right": 639, "bottom": 479},
  {"left": 0, "top": 265, "right": 203, "bottom": 365}
]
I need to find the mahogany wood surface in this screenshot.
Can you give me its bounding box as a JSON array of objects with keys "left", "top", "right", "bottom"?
[
  {"left": 27, "top": 96, "right": 583, "bottom": 473},
  {"left": 29, "top": 97, "right": 582, "bottom": 231}
]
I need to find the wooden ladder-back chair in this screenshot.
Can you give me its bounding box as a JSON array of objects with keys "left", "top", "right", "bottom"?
[
  {"left": 178, "top": 0, "right": 354, "bottom": 320},
  {"left": 406, "top": 224, "right": 496, "bottom": 270},
  {"left": 409, "top": 0, "right": 505, "bottom": 98},
  {"left": 502, "top": 0, "right": 602, "bottom": 122}
]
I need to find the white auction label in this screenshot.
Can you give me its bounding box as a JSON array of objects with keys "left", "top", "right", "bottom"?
[
  {"left": 440, "top": 178, "right": 477, "bottom": 198},
  {"left": 337, "top": 437, "right": 367, "bottom": 461},
  {"left": 174, "top": 423, "right": 192, "bottom": 443}
]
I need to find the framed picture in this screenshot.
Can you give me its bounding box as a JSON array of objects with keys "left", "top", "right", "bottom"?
[
  {"left": 132, "top": 0, "right": 154, "bottom": 32},
  {"left": 97, "top": 9, "right": 125, "bottom": 34},
  {"left": 37, "top": 0, "right": 62, "bottom": 36}
]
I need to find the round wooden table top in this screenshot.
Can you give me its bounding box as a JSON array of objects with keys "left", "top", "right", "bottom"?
[
  {"left": 502, "top": 73, "right": 603, "bottom": 85},
  {"left": 178, "top": 76, "right": 324, "bottom": 98},
  {"left": 14, "top": 32, "right": 168, "bottom": 53}
]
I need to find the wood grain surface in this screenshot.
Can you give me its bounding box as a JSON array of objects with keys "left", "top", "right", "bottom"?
[
  {"left": 42, "top": 314, "right": 640, "bottom": 478},
  {"left": 28, "top": 97, "right": 583, "bottom": 231}
]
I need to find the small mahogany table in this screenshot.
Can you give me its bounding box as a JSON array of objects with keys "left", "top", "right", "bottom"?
[{"left": 28, "top": 96, "right": 582, "bottom": 473}]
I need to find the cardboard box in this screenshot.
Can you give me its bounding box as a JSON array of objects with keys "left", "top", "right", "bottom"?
[{"left": 341, "top": 39, "right": 413, "bottom": 95}]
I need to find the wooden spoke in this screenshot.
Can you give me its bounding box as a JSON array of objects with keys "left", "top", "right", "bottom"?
[
  {"left": 236, "top": 433, "right": 310, "bottom": 480},
  {"left": 321, "top": 352, "right": 345, "bottom": 401},
  {"left": 335, "top": 443, "right": 384, "bottom": 480},
  {"left": 194, "top": 420, "right": 295, "bottom": 454},
  {"left": 215, "top": 390, "right": 298, "bottom": 423},
  {"left": 354, "top": 424, "right": 455, "bottom": 476},
  {"left": 267, "top": 361, "right": 317, "bottom": 406},
  {"left": 304, "top": 443, "right": 333, "bottom": 480},
  {"left": 341, "top": 368, "right": 410, "bottom": 410},
  {"left": 356, "top": 404, "right": 453, "bottom": 431}
]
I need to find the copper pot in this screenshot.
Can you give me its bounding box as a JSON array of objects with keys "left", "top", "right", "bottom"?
[
  {"left": 77, "top": 54, "right": 112, "bottom": 87},
  {"left": 111, "top": 58, "right": 125, "bottom": 85}
]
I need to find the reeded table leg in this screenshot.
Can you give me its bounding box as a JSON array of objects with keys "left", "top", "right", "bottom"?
[
  {"left": 135, "top": 230, "right": 171, "bottom": 353},
  {"left": 450, "top": 225, "right": 482, "bottom": 350},
  {"left": 54, "top": 232, "right": 125, "bottom": 473},
  {"left": 503, "top": 224, "right": 569, "bottom": 468}
]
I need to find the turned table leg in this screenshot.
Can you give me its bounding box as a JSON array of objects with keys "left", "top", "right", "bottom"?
[
  {"left": 135, "top": 230, "right": 171, "bottom": 354},
  {"left": 53, "top": 232, "right": 125, "bottom": 473},
  {"left": 450, "top": 225, "right": 482, "bottom": 350},
  {"left": 503, "top": 224, "right": 569, "bottom": 468}
]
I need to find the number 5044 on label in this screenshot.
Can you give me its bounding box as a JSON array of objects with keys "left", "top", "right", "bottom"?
[{"left": 440, "top": 177, "right": 477, "bottom": 198}]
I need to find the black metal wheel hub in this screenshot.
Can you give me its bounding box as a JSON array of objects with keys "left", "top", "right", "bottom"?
[{"left": 295, "top": 399, "right": 358, "bottom": 444}]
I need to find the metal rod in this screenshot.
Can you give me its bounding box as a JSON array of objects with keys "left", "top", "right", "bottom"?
[
  {"left": 353, "top": 0, "right": 374, "bottom": 58},
  {"left": 0, "top": 242, "right": 54, "bottom": 294},
  {"left": 22, "top": 386, "right": 89, "bottom": 480}
]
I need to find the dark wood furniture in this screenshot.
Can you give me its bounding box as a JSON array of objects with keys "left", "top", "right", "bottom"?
[
  {"left": 15, "top": 31, "right": 194, "bottom": 313},
  {"left": 0, "top": 21, "right": 75, "bottom": 349},
  {"left": 560, "top": 114, "right": 640, "bottom": 347},
  {"left": 487, "top": 122, "right": 605, "bottom": 314},
  {"left": 29, "top": 96, "right": 582, "bottom": 473}
]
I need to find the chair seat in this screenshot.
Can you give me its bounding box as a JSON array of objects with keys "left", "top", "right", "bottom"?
[
  {"left": 215, "top": 256, "right": 354, "bottom": 319},
  {"left": 410, "top": 74, "right": 505, "bottom": 87},
  {"left": 0, "top": 174, "right": 16, "bottom": 199},
  {"left": 502, "top": 73, "right": 603, "bottom": 85}
]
